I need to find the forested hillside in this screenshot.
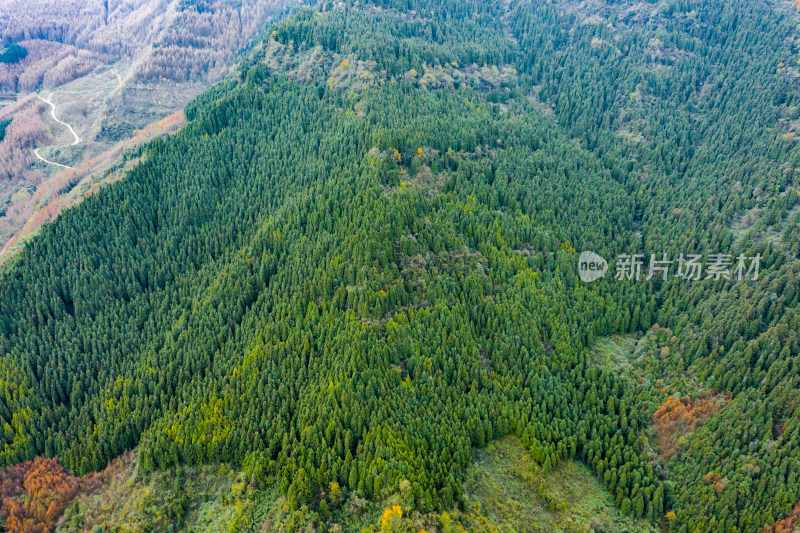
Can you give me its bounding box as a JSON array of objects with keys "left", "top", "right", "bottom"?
[
  {"left": 0, "top": 0, "right": 798, "bottom": 532},
  {"left": 0, "top": 0, "right": 293, "bottom": 264}
]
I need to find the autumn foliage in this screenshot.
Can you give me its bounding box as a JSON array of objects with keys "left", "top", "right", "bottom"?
[
  {"left": 379, "top": 505, "right": 403, "bottom": 531},
  {"left": 0, "top": 0, "right": 288, "bottom": 89},
  {"left": 652, "top": 394, "right": 726, "bottom": 459},
  {"left": 0, "top": 453, "right": 125, "bottom": 532},
  {"left": 0, "top": 94, "right": 51, "bottom": 181},
  {"left": 763, "top": 501, "right": 800, "bottom": 533},
  {"left": 0, "top": 110, "right": 185, "bottom": 266},
  {"left": 0, "top": 457, "right": 79, "bottom": 532}
]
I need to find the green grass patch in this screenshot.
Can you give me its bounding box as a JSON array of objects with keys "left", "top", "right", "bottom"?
[
  {"left": 463, "top": 436, "right": 657, "bottom": 533},
  {"left": 10, "top": 186, "right": 34, "bottom": 204},
  {"left": 55, "top": 451, "right": 379, "bottom": 533},
  {"left": 57, "top": 453, "right": 264, "bottom": 533},
  {"left": 588, "top": 334, "right": 639, "bottom": 372}
]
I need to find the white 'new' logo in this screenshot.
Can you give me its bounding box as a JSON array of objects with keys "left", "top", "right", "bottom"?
[{"left": 578, "top": 251, "right": 608, "bottom": 282}]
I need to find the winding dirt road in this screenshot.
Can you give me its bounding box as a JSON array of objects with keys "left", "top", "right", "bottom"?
[
  {"left": 110, "top": 67, "right": 123, "bottom": 86},
  {"left": 33, "top": 93, "right": 79, "bottom": 169}
]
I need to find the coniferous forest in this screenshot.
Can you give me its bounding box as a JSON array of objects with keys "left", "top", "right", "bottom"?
[{"left": 1, "top": 0, "right": 799, "bottom": 531}]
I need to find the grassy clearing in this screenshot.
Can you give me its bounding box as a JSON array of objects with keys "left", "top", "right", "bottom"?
[
  {"left": 9, "top": 186, "right": 33, "bottom": 204},
  {"left": 591, "top": 330, "right": 713, "bottom": 399},
  {"left": 55, "top": 451, "right": 379, "bottom": 533},
  {"left": 56, "top": 453, "right": 255, "bottom": 533},
  {"left": 463, "top": 436, "right": 657, "bottom": 533},
  {"left": 588, "top": 334, "right": 640, "bottom": 372}
]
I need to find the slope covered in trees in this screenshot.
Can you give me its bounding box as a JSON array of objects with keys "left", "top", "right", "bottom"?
[
  {"left": 0, "top": 0, "right": 798, "bottom": 531},
  {"left": 0, "top": 0, "right": 294, "bottom": 263},
  {"left": 507, "top": 0, "right": 800, "bottom": 529}
]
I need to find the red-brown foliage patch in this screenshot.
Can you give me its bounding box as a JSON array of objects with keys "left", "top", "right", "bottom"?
[
  {"left": 763, "top": 500, "right": 800, "bottom": 533},
  {"left": 0, "top": 456, "right": 79, "bottom": 532},
  {"left": 652, "top": 393, "right": 728, "bottom": 459},
  {"left": 0, "top": 452, "right": 127, "bottom": 532}
]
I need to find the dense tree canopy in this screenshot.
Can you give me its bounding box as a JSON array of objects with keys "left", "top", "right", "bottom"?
[{"left": 0, "top": 44, "right": 26, "bottom": 64}]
